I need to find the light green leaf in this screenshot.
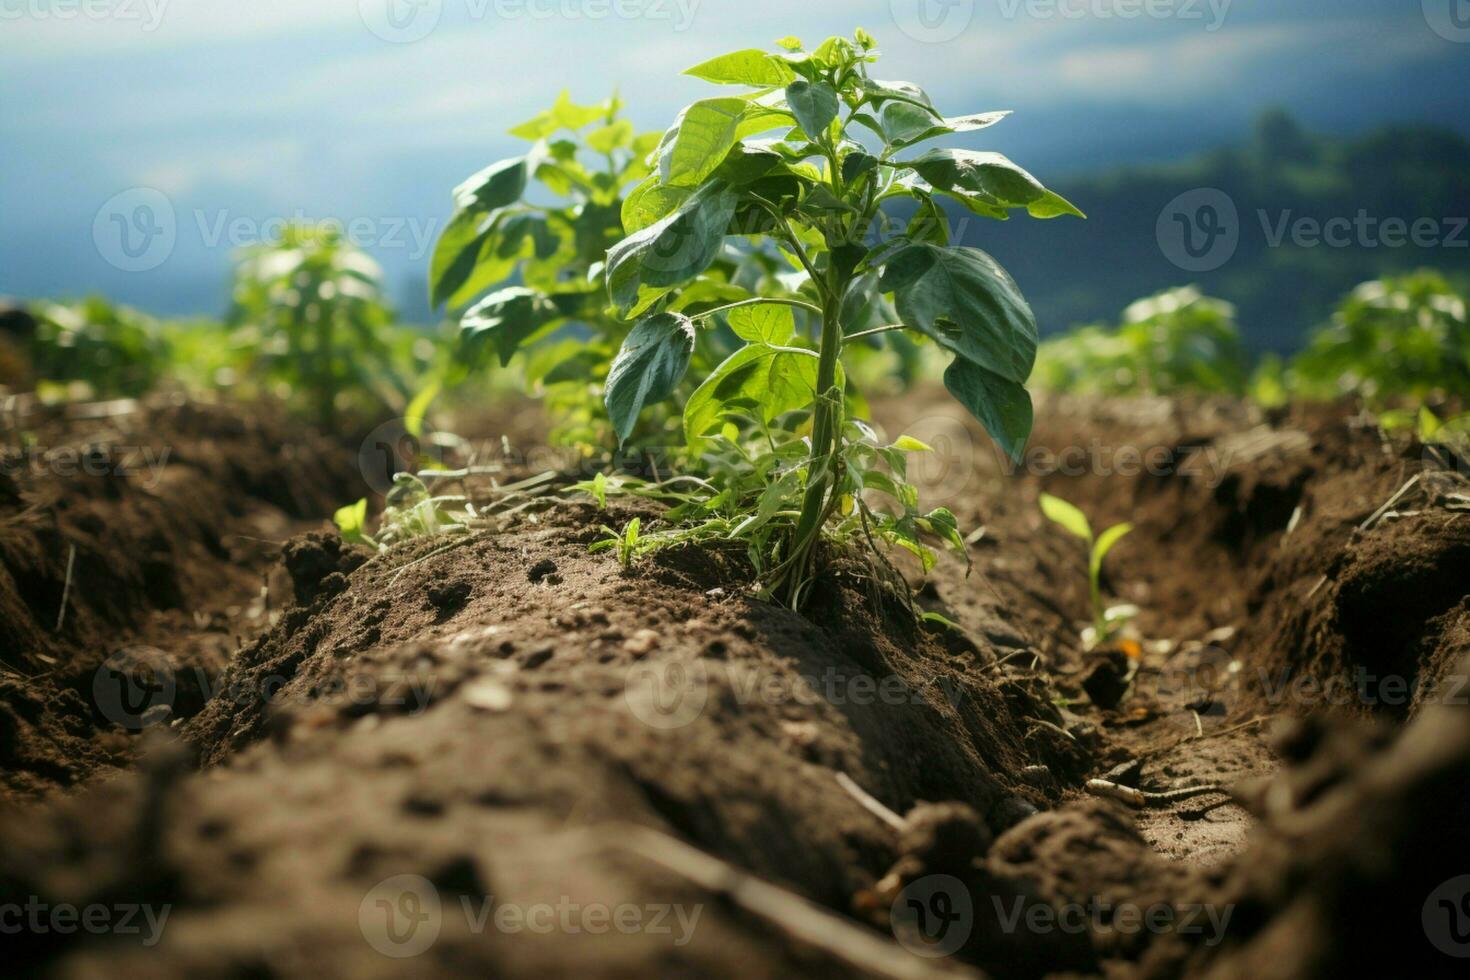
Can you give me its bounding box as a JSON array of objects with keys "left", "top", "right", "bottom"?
[
  {"left": 334, "top": 498, "right": 369, "bottom": 544},
  {"left": 944, "top": 358, "right": 1033, "bottom": 465},
  {"left": 893, "top": 435, "right": 933, "bottom": 453},
  {"left": 684, "top": 343, "right": 836, "bottom": 446},
  {"left": 606, "top": 181, "right": 739, "bottom": 317},
  {"left": 1091, "top": 522, "right": 1133, "bottom": 579},
  {"left": 585, "top": 119, "right": 634, "bottom": 153},
  {"left": 882, "top": 106, "right": 1010, "bottom": 148},
  {"left": 621, "top": 175, "right": 693, "bottom": 233},
  {"left": 880, "top": 243, "right": 1038, "bottom": 384},
  {"left": 685, "top": 49, "right": 796, "bottom": 87},
  {"left": 727, "top": 304, "right": 795, "bottom": 344},
  {"left": 404, "top": 382, "right": 439, "bottom": 439},
  {"left": 1027, "top": 189, "right": 1087, "bottom": 219},
  {"left": 660, "top": 98, "right": 747, "bottom": 188},
  {"left": 774, "top": 36, "right": 803, "bottom": 51},
  {"left": 784, "top": 79, "right": 839, "bottom": 140},
  {"left": 605, "top": 312, "right": 696, "bottom": 444},
  {"left": 1040, "top": 493, "right": 1092, "bottom": 542}
]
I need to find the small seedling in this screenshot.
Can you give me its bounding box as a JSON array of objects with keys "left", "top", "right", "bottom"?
[
  {"left": 590, "top": 517, "right": 644, "bottom": 568},
  {"left": 1039, "top": 492, "right": 1134, "bottom": 648}
]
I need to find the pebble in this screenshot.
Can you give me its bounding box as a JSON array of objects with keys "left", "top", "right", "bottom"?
[
  {"left": 623, "top": 629, "right": 660, "bottom": 655},
  {"left": 461, "top": 677, "right": 514, "bottom": 712}
]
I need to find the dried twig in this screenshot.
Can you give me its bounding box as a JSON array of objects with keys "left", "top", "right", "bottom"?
[
  {"left": 836, "top": 772, "right": 907, "bottom": 833},
  {"left": 55, "top": 544, "right": 76, "bottom": 632}
]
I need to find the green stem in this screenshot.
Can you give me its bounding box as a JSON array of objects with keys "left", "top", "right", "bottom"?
[{"left": 844, "top": 323, "right": 907, "bottom": 342}]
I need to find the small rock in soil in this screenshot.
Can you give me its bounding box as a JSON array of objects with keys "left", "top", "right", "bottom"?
[{"left": 623, "top": 628, "right": 660, "bottom": 655}]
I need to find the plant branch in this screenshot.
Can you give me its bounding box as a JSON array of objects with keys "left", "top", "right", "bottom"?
[{"left": 843, "top": 323, "right": 907, "bottom": 342}]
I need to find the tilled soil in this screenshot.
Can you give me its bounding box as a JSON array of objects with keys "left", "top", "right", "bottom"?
[{"left": 2, "top": 391, "right": 1468, "bottom": 978}]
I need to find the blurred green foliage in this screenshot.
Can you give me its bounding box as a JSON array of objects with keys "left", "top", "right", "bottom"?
[
  {"left": 1034, "top": 287, "right": 1247, "bottom": 396},
  {"left": 29, "top": 297, "right": 171, "bottom": 399},
  {"left": 227, "top": 224, "right": 410, "bottom": 424}
]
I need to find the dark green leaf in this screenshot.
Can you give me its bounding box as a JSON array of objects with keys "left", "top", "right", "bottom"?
[
  {"left": 605, "top": 312, "right": 696, "bottom": 444},
  {"left": 943, "top": 358, "right": 1033, "bottom": 465},
  {"left": 880, "top": 243, "right": 1037, "bottom": 384},
  {"left": 901, "top": 149, "right": 1046, "bottom": 209},
  {"left": 784, "top": 79, "right": 838, "bottom": 140},
  {"left": 452, "top": 156, "right": 528, "bottom": 212},
  {"left": 459, "top": 286, "right": 564, "bottom": 367},
  {"left": 606, "top": 182, "right": 739, "bottom": 317}
]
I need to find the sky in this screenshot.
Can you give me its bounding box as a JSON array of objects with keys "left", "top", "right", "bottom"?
[{"left": 2, "top": 0, "right": 1467, "bottom": 317}]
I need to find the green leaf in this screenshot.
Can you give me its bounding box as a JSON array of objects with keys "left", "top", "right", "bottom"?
[
  {"left": 684, "top": 343, "right": 835, "bottom": 446},
  {"left": 1039, "top": 493, "right": 1092, "bottom": 542},
  {"left": 621, "top": 176, "right": 693, "bottom": 234},
  {"left": 452, "top": 156, "right": 528, "bottom": 212},
  {"left": 585, "top": 119, "right": 633, "bottom": 153},
  {"left": 334, "top": 498, "right": 368, "bottom": 544},
  {"left": 854, "top": 27, "right": 877, "bottom": 50},
  {"left": 685, "top": 49, "right": 796, "bottom": 87},
  {"left": 906, "top": 194, "right": 949, "bottom": 245},
  {"left": 727, "top": 304, "right": 795, "bottom": 344},
  {"left": 881, "top": 243, "right": 1038, "bottom": 384},
  {"left": 460, "top": 286, "right": 564, "bottom": 367},
  {"left": 774, "top": 36, "right": 803, "bottom": 51},
  {"left": 882, "top": 107, "right": 1010, "bottom": 148},
  {"left": 660, "top": 98, "right": 748, "bottom": 188},
  {"left": 1027, "top": 189, "right": 1086, "bottom": 219},
  {"left": 606, "top": 182, "right": 739, "bottom": 317},
  {"left": 605, "top": 312, "right": 696, "bottom": 445},
  {"left": 893, "top": 435, "right": 933, "bottom": 453},
  {"left": 944, "top": 358, "right": 1034, "bottom": 466},
  {"left": 1091, "top": 523, "right": 1133, "bottom": 579},
  {"left": 404, "top": 381, "right": 439, "bottom": 439},
  {"left": 901, "top": 149, "right": 1045, "bottom": 209},
  {"left": 861, "top": 78, "right": 938, "bottom": 113},
  {"left": 428, "top": 207, "right": 496, "bottom": 309},
  {"left": 841, "top": 151, "right": 878, "bottom": 184},
  {"left": 784, "top": 79, "right": 838, "bottom": 140}
]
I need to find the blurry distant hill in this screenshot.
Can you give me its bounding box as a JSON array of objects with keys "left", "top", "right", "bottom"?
[{"left": 955, "top": 111, "right": 1470, "bottom": 352}]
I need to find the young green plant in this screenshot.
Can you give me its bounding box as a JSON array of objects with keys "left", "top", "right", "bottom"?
[
  {"left": 1039, "top": 493, "right": 1134, "bottom": 648},
  {"left": 599, "top": 30, "right": 1082, "bottom": 604}
]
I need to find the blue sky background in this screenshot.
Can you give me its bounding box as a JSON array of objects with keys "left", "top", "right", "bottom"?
[{"left": 2, "top": 0, "right": 1467, "bottom": 319}]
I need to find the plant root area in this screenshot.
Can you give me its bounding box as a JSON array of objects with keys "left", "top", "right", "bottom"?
[{"left": 2, "top": 392, "right": 1468, "bottom": 978}]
